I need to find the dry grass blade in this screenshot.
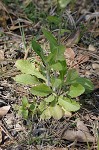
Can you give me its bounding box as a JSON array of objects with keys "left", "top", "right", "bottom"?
[{"left": 0, "top": 126, "right": 2, "bottom": 143}]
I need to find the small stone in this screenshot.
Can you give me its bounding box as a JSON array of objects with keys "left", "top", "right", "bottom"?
[
  {"left": 88, "top": 44, "right": 96, "bottom": 51},
  {"left": 92, "top": 63, "right": 99, "bottom": 69}
]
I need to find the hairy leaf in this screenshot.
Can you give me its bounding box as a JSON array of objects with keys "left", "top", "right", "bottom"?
[
  {"left": 58, "top": 96, "right": 80, "bottom": 112},
  {"left": 15, "top": 59, "right": 46, "bottom": 81},
  {"left": 52, "top": 78, "right": 62, "bottom": 89},
  {"left": 42, "top": 28, "right": 57, "bottom": 45},
  {"left": 66, "top": 69, "right": 78, "bottom": 84},
  {"left": 40, "top": 107, "right": 51, "bottom": 120},
  {"left": 29, "top": 103, "right": 35, "bottom": 112},
  {"left": 59, "top": 60, "right": 67, "bottom": 80},
  {"left": 38, "top": 101, "right": 47, "bottom": 112},
  {"left": 30, "top": 84, "right": 52, "bottom": 97},
  {"left": 22, "top": 96, "right": 29, "bottom": 108},
  {"left": 32, "top": 40, "right": 46, "bottom": 64},
  {"left": 51, "top": 62, "right": 63, "bottom": 71},
  {"left": 46, "top": 51, "right": 56, "bottom": 65},
  {"left": 68, "top": 83, "right": 85, "bottom": 98},
  {"left": 56, "top": 45, "right": 66, "bottom": 61},
  {"left": 50, "top": 105, "right": 63, "bottom": 120},
  {"left": 76, "top": 77, "right": 94, "bottom": 93},
  {"left": 44, "top": 94, "right": 55, "bottom": 103},
  {"left": 21, "top": 109, "right": 28, "bottom": 119},
  {"left": 14, "top": 74, "right": 41, "bottom": 85}
]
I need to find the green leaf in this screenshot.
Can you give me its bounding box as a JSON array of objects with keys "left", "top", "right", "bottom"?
[
  {"left": 13, "top": 74, "right": 41, "bottom": 85},
  {"left": 60, "top": 29, "right": 71, "bottom": 35},
  {"left": 47, "top": 45, "right": 65, "bottom": 62},
  {"left": 31, "top": 40, "right": 46, "bottom": 64},
  {"left": 42, "top": 28, "right": 58, "bottom": 46},
  {"left": 66, "top": 69, "right": 79, "bottom": 84},
  {"left": 50, "top": 105, "right": 63, "bottom": 120},
  {"left": 29, "top": 103, "right": 35, "bottom": 112},
  {"left": 47, "top": 16, "right": 60, "bottom": 25},
  {"left": 46, "top": 51, "right": 56, "bottom": 65},
  {"left": 21, "top": 109, "right": 28, "bottom": 119},
  {"left": 51, "top": 62, "right": 63, "bottom": 71},
  {"left": 76, "top": 77, "right": 94, "bottom": 93},
  {"left": 40, "top": 107, "right": 51, "bottom": 120},
  {"left": 44, "top": 94, "right": 55, "bottom": 103},
  {"left": 56, "top": 45, "right": 66, "bottom": 61},
  {"left": 50, "top": 42, "right": 58, "bottom": 53},
  {"left": 68, "top": 83, "right": 85, "bottom": 98},
  {"left": 52, "top": 78, "right": 62, "bottom": 89},
  {"left": 15, "top": 59, "right": 46, "bottom": 81},
  {"left": 59, "top": 60, "right": 67, "bottom": 81},
  {"left": 30, "top": 84, "right": 52, "bottom": 97},
  {"left": 58, "top": 96, "right": 80, "bottom": 112},
  {"left": 38, "top": 101, "right": 47, "bottom": 112},
  {"left": 22, "top": 96, "right": 29, "bottom": 108},
  {"left": 58, "top": 0, "right": 72, "bottom": 8}
]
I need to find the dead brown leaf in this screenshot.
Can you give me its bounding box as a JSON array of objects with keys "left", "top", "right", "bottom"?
[
  {"left": 0, "top": 105, "right": 10, "bottom": 118},
  {"left": 64, "top": 48, "right": 75, "bottom": 60},
  {"left": 76, "top": 54, "right": 89, "bottom": 64},
  {"left": 62, "top": 119, "right": 95, "bottom": 142},
  {"left": 76, "top": 119, "right": 95, "bottom": 142},
  {"left": 64, "top": 48, "right": 89, "bottom": 70},
  {"left": 64, "top": 48, "right": 75, "bottom": 67}
]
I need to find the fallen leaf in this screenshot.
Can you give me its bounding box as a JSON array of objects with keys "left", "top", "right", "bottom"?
[
  {"left": 76, "top": 119, "right": 95, "bottom": 142},
  {"left": 0, "top": 105, "right": 10, "bottom": 118},
  {"left": 76, "top": 54, "right": 89, "bottom": 64},
  {"left": 64, "top": 48, "right": 75, "bottom": 60},
  {"left": 64, "top": 48, "right": 75, "bottom": 67},
  {"left": 62, "top": 119, "right": 95, "bottom": 142},
  {"left": 62, "top": 129, "right": 78, "bottom": 141}
]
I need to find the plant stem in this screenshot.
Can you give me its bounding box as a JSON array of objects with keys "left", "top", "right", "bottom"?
[
  {"left": 58, "top": 8, "right": 63, "bottom": 45},
  {"left": 46, "top": 67, "right": 50, "bottom": 86}
]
